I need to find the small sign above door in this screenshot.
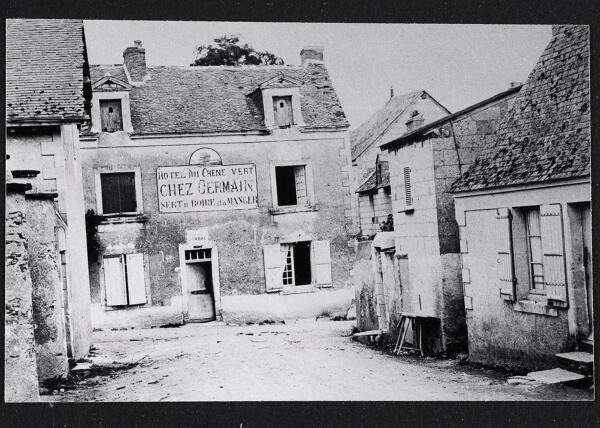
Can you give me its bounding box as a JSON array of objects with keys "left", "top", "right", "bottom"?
[{"left": 186, "top": 228, "right": 209, "bottom": 244}]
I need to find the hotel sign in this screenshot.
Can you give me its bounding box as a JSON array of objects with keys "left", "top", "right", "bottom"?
[{"left": 156, "top": 164, "right": 258, "bottom": 213}]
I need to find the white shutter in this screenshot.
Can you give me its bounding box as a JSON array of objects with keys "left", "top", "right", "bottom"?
[
  {"left": 264, "top": 244, "right": 284, "bottom": 292},
  {"left": 540, "top": 204, "right": 568, "bottom": 306},
  {"left": 125, "top": 253, "right": 147, "bottom": 305},
  {"left": 403, "top": 166, "right": 413, "bottom": 207},
  {"left": 313, "top": 240, "right": 332, "bottom": 287},
  {"left": 294, "top": 166, "right": 308, "bottom": 206},
  {"left": 496, "top": 208, "right": 516, "bottom": 301},
  {"left": 104, "top": 256, "right": 127, "bottom": 306}
]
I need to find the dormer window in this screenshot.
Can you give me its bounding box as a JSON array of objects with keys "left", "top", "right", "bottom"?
[
  {"left": 100, "top": 99, "right": 124, "bottom": 132},
  {"left": 273, "top": 96, "right": 293, "bottom": 127}
]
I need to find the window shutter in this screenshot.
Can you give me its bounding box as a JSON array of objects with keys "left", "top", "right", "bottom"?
[
  {"left": 403, "top": 166, "right": 413, "bottom": 207},
  {"left": 313, "top": 240, "right": 332, "bottom": 287},
  {"left": 294, "top": 166, "right": 308, "bottom": 206},
  {"left": 104, "top": 256, "right": 127, "bottom": 306},
  {"left": 496, "top": 208, "right": 516, "bottom": 301},
  {"left": 539, "top": 204, "right": 568, "bottom": 306},
  {"left": 263, "top": 244, "right": 284, "bottom": 292},
  {"left": 125, "top": 253, "right": 147, "bottom": 305}
]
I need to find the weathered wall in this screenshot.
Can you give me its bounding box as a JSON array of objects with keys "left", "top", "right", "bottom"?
[
  {"left": 357, "top": 188, "right": 392, "bottom": 237},
  {"left": 6, "top": 126, "right": 92, "bottom": 360},
  {"left": 81, "top": 130, "right": 353, "bottom": 323},
  {"left": 5, "top": 192, "right": 40, "bottom": 402},
  {"left": 454, "top": 181, "right": 590, "bottom": 370}
]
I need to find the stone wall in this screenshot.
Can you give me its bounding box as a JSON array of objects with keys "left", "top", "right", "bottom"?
[
  {"left": 5, "top": 191, "right": 40, "bottom": 402},
  {"left": 357, "top": 188, "right": 392, "bottom": 237}
]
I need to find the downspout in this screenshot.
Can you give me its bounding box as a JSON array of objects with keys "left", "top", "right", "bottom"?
[{"left": 448, "top": 119, "right": 463, "bottom": 176}]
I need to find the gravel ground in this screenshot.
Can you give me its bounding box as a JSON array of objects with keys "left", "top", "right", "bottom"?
[{"left": 41, "top": 320, "right": 593, "bottom": 401}]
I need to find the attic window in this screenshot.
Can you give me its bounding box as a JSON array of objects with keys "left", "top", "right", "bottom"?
[
  {"left": 100, "top": 99, "right": 123, "bottom": 132},
  {"left": 273, "top": 96, "right": 293, "bottom": 127}
]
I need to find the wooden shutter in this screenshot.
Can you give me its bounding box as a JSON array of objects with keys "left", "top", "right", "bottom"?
[
  {"left": 496, "top": 208, "right": 516, "bottom": 301},
  {"left": 313, "top": 240, "right": 332, "bottom": 287},
  {"left": 403, "top": 166, "right": 413, "bottom": 207},
  {"left": 294, "top": 166, "right": 308, "bottom": 206},
  {"left": 540, "top": 204, "right": 568, "bottom": 306},
  {"left": 100, "top": 99, "right": 123, "bottom": 132},
  {"left": 125, "top": 253, "right": 147, "bottom": 305},
  {"left": 273, "top": 96, "right": 293, "bottom": 127},
  {"left": 264, "top": 244, "right": 284, "bottom": 292},
  {"left": 104, "top": 256, "right": 127, "bottom": 306}
]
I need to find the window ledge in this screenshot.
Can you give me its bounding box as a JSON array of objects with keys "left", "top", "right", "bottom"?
[
  {"left": 269, "top": 205, "right": 319, "bottom": 215},
  {"left": 398, "top": 206, "right": 414, "bottom": 214},
  {"left": 99, "top": 213, "right": 148, "bottom": 224},
  {"left": 512, "top": 299, "right": 558, "bottom": 317},
  {"left": 280, "top": 284, "right": 318, "bottom": 295}
]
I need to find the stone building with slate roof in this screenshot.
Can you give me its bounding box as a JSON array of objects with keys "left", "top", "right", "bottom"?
[
  {"left": 5, "top": 19, "right": 93, "bottom": 400},
  {"left": 352, "top": 84, "right": 521, "bottom": 353},
  {"left": 79, "top": 42, "right": 354, "bottom": 328},
  {"left": 350, "top": 90, "right": 449, "bottom": 236},
  {"left": 451, "top": 25, "right": 591, "bottom": 370}
]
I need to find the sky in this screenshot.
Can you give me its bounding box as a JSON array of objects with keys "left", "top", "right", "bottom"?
[{"left": 84, "top": 21, "right": 552, "bottom": 130}]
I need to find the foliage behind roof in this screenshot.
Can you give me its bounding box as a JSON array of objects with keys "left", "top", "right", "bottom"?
[
  {"left": 89, "top": 63, "right": 349, "bottom": 135},
  {"left": 451, "top": 25, "right": 590, "bottom": 192},
  {"left": 6, "top": 19, "right": 88, "bottom": 123},
  {"left": 351, "top": 90, "right": 448, "bottom": 161}
]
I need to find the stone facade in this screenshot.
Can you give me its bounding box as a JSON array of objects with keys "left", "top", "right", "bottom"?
[{"left": 5, "top": 188, "right": 40, "bottom": 402}]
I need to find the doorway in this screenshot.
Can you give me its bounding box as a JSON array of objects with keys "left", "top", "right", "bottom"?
[
  {"left": 282, "top": 241, "right": 312, "bottom": 286},
  {"left": 581, "top": 204, "right": 592, "bottom": 339},
  {"left": 182, "top": 247, "right": 216, "bottom": 322}
]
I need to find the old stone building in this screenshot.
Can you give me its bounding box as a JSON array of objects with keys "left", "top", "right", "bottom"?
[
  {"left": 80, "top": 42, "right": 354, "bottom": 328},
  {"left": 451, "top": 25, "right": 591, "bottom": 371},
  {"left": 351, "top": 90, "right": 449, "bottom": 237},
  {"left": 5, "top": 19, "right": 93, "bottom": 400},
  {"left": 354, "top": 84, "right": 521, "bottom": 354}
]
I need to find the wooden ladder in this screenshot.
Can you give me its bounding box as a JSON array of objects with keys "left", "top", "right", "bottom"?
[{"left": 393, "top": 314, "right": 423, "bottom": 356}]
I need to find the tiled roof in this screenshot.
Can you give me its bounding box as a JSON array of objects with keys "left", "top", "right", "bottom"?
[
  {"left": 89, "top": 63, "right": 349, "bottom": 135},
  {"left": 351, "top": 90, "right": 432, "bottom": 161},
  {"left": 356, "top": 162, "right": 389, "bottom": 193},
  {"left": 451, "top": 25, "right": 590, "bottom": 192},
  {"left": 6, "top": 19, "right": 88, "bottom": 123}
]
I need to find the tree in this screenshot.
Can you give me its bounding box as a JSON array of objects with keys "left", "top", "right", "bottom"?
[{"left": 192, "top": 35, "right": 284, "bottom": 66}]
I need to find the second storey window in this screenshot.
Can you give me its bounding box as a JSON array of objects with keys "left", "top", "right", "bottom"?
[
  {"left": 275, "top": 165, "right": 307, "bottom": 206},
  {"left": 273, "top": 96, "right": 293, "bottom": 127},
  {"left": 101, "top": 172, "right": 137, "bottom": 214},
  {"left": 100, "top": 99, "right": 123, "bottom": 132}
]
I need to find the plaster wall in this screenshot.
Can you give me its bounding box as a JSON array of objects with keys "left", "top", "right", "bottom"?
[
  {"left": 81, "top": 130, "right": 353, "bottom": 325},
  {"left": 454, "top": 180, "right": 591, "bottom": 370},
  {"left": 5, "top": 193, "right": 40, "bottom": 402}
]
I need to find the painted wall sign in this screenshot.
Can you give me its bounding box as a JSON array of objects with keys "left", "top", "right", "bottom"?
[
  {"left": 186, "top": 228, "right": 209, "bottom": 243},
  {"left": 156, "top": 163, "right": 258, "bottom": 213}
]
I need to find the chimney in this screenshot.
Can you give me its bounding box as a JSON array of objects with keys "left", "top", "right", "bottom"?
[
  {"left": 300, "top": 46, "right": 324, "bottom": 66},
  {"left": 123, "top": 40, "right": 147, "bottom": 83},
  {"left": 510, "top": 81, "right": 522, "bottom": 88},
  {"left": 406, "top": 111, "right": 424, "bottom": 132}
]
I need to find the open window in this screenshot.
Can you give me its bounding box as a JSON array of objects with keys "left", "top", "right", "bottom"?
[
  {"left": 274, "top": 165, "right": 308, "bottom": 207},
  {"left": 103, "top": 253, "right": 147, "bottom": 307},
  {"left": 99, "top": 99, "right": 124, "bottom": 132},
  {"left": 263, "top": 240, "right": 332, "bottom": 292}
]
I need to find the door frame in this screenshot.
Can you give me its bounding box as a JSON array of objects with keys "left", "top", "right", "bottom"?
[{"left": 179, "top": 240, "right": 222, "bottom": 321}]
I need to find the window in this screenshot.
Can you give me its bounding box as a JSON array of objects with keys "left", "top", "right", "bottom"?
[
  {"left": 273, "top": 96, "right": 293, "bottom": 127},
  {"left": 103, "top": 253, "right": 147, "bottom": 307},
  {"left": 369, "top": 194, "right": 376, "bottom": 224},
  {"left": 263, "top": 240, "right": 332, "bottom": 291},
  {"left": 100, "top": 99, "right": 123, "bottom": 132},
  {"left": 275, "top": 165, "right": 307, "bottom": 207},
  {"left": 525, "top": 207, "right": 545, "bottom": 292},
  {"left": 403, "top": 166, "right": 413, "bottom": 207},
  {"left": 100, "top": 172, "right": 137, "bottom": 214}
]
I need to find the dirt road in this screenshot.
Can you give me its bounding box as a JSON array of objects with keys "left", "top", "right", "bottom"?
[{"left": 42, "top": 320, "right": 592, "bottom": 401}]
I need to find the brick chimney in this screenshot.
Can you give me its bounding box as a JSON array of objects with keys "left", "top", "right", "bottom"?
[
  {"left": 300, "top": 46, "right": 324, "bottom": 66},
  {"left": 123, "top": 40, "right": 147, "bottom": 83}
]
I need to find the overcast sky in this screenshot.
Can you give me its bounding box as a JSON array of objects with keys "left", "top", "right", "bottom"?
[{"left": 84, "top": 21, "right": 552, "bottom": 130}]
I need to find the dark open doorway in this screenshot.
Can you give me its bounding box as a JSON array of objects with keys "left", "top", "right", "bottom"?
[{"left": 293, "top": 241, "right": 312, "bottom": 285}]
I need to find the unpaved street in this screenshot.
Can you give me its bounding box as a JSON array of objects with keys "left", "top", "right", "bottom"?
[{"left": 43, "top": 320, "right": 592, "bottom": 401}]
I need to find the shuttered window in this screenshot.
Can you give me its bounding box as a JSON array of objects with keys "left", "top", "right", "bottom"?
[
  {"left": 403, "top": 166, "right": 413, "bottom": 207},
  {"left": 103, "top": 253, "right": 147, "bottom": 307},
  {"left": 275, "top": 165, "right": 308, "bottom": 207},
  {"left": 273, "top": 96, "right": 293, "bottom": 127},
  {"left": 101, "top": 172, "right": 137, "bottom": 214},
  {"left": 539, "top": 204, "right": 568, "bottom": 306},
  {"left": 100, "top": 99, "right": 123, "bottom": 132},
  {"left": 525, "top": 208, "right": 545, "bottom": 291},
  {"left": 496, "top": 208, "right": 516, "bottom": 301}
]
